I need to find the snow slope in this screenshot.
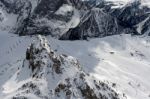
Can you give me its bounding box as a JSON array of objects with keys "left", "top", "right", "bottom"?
[{"left": 0, "top": 31, "right": 150, "bottom": 99}]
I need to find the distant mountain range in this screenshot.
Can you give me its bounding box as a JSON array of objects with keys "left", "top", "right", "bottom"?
[{"left": 0, "top": 0, "right": 150, "bottom": 40}]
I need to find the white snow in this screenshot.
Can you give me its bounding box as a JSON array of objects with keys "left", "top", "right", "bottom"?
[{"left": 55, "top": 4, "right": 74, "bottom": 15}]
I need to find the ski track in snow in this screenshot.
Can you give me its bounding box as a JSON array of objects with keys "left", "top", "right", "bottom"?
[{"left": 0, "top": 32, "right": 150, "bottom": 99}]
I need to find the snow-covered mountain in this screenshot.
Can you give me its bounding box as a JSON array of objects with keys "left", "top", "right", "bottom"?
[{"left": 1, "top": 0, "right": 150, "bottom": 99}]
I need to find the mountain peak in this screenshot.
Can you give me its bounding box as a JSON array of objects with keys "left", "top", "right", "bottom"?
[{"left": 3, "top": 35, "right": 122, "bottom": 99}]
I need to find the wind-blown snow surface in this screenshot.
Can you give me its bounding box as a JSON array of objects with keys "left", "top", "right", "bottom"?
[{"left": 0, "top": 32, "right": 150, "bottom": 99}]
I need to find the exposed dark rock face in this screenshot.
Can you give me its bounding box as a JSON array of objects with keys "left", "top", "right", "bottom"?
[{"left": 60, "top": 8, "right": 121, "bottom": 40}]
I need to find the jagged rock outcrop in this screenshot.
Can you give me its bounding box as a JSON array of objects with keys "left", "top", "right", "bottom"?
[{"left": 5, "top": 35, "right": 123, "bottom": 99}]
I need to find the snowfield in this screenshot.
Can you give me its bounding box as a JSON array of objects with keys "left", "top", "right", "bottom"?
[{"left": 0, "top": 31, "right": 150, "bottom": 99}]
